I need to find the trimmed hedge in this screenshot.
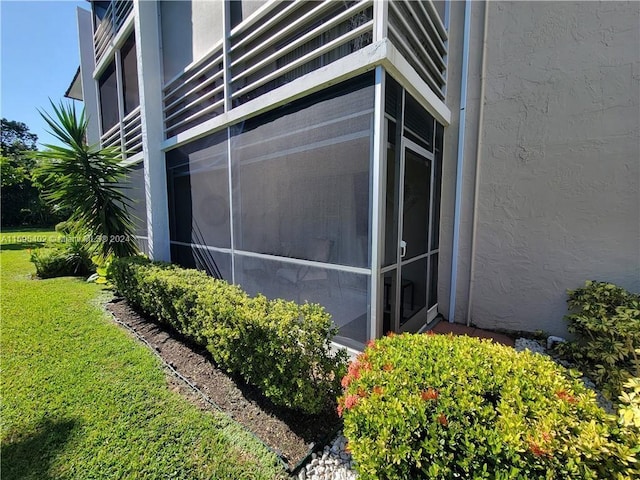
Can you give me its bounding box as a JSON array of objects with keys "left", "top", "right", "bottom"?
[
  {"left": 108, "top": 257, "right": 347, "bottom": 414},
  {"left": 339, "top": 333, "right": 638, "bottom": 480}
]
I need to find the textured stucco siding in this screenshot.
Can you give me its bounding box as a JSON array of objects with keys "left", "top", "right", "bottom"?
[
  {"left": 160, "top": 1, "right": 223, "bottom": 81},
  {"left": 440, "top": 1, "right": 639, "bottom": 336}
]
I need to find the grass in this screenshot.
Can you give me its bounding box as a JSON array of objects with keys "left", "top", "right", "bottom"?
[{"left": 0, "top": 229, "right": 285, "bottom": 480}]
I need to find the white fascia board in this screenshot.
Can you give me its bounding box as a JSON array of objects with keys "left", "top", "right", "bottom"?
[
  {"left": 77, "top": 7, "right": 101, "bottom": 145},
  {"left": 93, "top": 12, "right": 135, "bottom": 79},
  {"left": 381, "top": 42, "right": 451, "bottom": 126}
]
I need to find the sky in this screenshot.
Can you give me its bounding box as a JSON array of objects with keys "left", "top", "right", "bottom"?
[{"left": 1, "top": 0, "right": 87, "bottom": 148}]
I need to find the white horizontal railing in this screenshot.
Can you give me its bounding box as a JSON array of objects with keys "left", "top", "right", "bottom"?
[
  {"left": 101, "top": 123, "right": 121, "bottom": 150},
  {"left": 93, "top": 0, "right": 133, "bottom": 66},
  {"left": 160, "top": 0, "right": 449, "bottom": 140},
  {"left": 231, "top": 20, "right": 373, "bottom": 101},
  {"left": 229, "top": 0, "right": 374, "bottom": 107},
  {"left": 123, "top": 106, "right": 142, "bottom": 155},
  {"left": 163, "top": 46, "right": 225, "bottom": 138},
  {"left": 387, "top": 0, "right": 447, "bottom": 99}
]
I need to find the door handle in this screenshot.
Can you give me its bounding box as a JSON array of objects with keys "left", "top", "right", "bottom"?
[{"left": 400, "top": 240, "right": 407, "bottom": 258}]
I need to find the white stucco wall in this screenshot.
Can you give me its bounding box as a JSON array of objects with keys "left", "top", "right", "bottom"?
[
  {"left": 160, "top": 0, "right": 223, "bottom": 81},
  {"left": 441, "top": 1, "right": 639, "bottom": 335}
]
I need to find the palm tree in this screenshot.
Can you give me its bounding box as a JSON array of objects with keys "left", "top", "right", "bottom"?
[{"left": 35, "top": 101, "right": 139, "bottom": 259}]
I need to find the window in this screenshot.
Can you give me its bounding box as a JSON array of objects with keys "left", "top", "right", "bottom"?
[
  {"left": 93, "top": 1, "right": 110, "bottom": 23},
  {"left": 98, "top": 61, "right": 119, "bottom": 132},
  {"left": 120, "top": 34, "right": 139, "bottom": 115}
]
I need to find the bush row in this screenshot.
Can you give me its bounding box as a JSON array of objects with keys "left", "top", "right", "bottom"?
[
  {"left": 340, "top": 333, "right": 639, "bottom": 480},
  {"left": 108, "top": 256, "right": 347, "bottom": 414}
]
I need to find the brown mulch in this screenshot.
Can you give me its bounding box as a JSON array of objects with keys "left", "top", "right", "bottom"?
[{"left": 105, "top": 298, "right": 340, "bottom": 471}]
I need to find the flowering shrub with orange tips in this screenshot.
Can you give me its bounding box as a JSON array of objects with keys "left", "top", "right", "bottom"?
[{"left": 339, "top": 333, "right": 638, "bottom": 479}]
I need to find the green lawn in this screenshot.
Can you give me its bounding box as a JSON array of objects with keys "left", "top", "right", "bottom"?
[{"left": 0, "top": 229, "right": 285, "bottom": 480}]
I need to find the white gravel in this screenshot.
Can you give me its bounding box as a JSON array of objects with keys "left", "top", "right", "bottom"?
[
  {"left": 299, "top": 433, "right": 357, "bottom": 480},
  {"left": 514, "top": 337, "right": 548, "bottom": 355}
]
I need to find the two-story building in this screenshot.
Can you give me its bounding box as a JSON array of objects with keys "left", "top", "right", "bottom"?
[{"left": 69, "top": 0, "right": 639, "bottom": 352}]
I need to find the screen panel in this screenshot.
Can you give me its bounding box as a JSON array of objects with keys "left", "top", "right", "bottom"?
[
  {"left": 231, "top": 75, "right": 375, "bottom": 268},
  {"left": 235, "top": 254, "right": 370, "bottom": 349},
  {"left": 167, "top": 131, "right": 231, "bottom": 249}
]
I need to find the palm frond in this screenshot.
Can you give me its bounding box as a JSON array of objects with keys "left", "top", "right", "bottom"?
[{"left": 35, "top": 101, "right": 140, "bottom": 259}]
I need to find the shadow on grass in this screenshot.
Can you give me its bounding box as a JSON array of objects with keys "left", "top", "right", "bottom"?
[
  {"left": 1, "top": 418, "right": 78, "bottom": 480},
  {"left": 0, "top": 242, "right": 47, "bottom": 251}
]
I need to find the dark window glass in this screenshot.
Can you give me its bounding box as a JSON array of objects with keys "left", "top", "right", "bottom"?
[
  {"left": 404, "top": 93, "right": 434, "bottom": 152},
  {"left": 431, "top": 122, "right": 444, "bottom": 250},
  {"left": 93, "top": 1, "right": 110, "bottom": 22},
  {"left": 402, "top": 148, "right": 431, "bottom": 259},
  {"left": 229, "top": 0, "right": 243, "bottom": 28},
  {"left": 384, "top": 119, "right": 400, "bottom": 267},
  {"left": 385, "top": 74, "right": 401, "bottom": 119},
  {"left": 428, "top": 253, "right": 439, "bottom": 309},
  {"left": 98, "top": 61, "right": 119, "bottom": 132},
  {"left": 120, "top": 33, "right": 140, "bottom": 115}
]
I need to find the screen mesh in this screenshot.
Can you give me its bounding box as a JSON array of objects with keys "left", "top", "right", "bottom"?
[
  {"left": 120, "top": 162, "right": 147, "bottom": 237},
  {"left": 235, "top": 254, "right": 369, "bottom": 349},
  {"left": 232, "top": 77, "right": 374, "bottom": 268},
  {"left": 98, "top": 61, "right": 119, "bottom": 133},
  {"left": 167, "top": 131, "right": 231, "bottom": 249},
  {"left": 171, "top": 244, "right": 231, "bottom": 281}
]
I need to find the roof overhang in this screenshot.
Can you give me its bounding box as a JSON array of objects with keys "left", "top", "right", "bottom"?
[{"left": 64, "top": 67, "right": 83, "bottom": 101}]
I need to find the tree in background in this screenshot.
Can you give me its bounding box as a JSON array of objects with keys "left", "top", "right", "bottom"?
[
  {"left": 35, "top": 101, "right": 138, "bottom": 259},
  {"left": 0, "top": 119, "right": 65, "bottom": 226}
]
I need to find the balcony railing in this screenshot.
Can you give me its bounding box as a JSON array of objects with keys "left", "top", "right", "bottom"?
[
  {"left": 163, "top": 45, "right": 225, "bottom": 139},
  {"left": 101, "top": 123, "right": 121, "bottom": 150},
  {"left": 388, "top": 0, "right": 447, "bottom": 99},
  {"left": 94, "top": 0, "right": 133, "bottom": 66},
  {"left": 100, "top": 106, "right": 142, "bottom": 158},
  {"left": 228, "top": 0, "right": 373, "bottom": 108},
  {"left": 123, "top": 106, "right": 143, "bottom": 156},
  {"left": 160, "top": 0, "right": 447, "bottom": 139}
]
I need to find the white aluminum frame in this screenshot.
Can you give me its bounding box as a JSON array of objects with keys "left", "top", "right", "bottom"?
[
  {"left": 395, "top": 137, "right": 439, "bottom": 333},
  {"left": 370, "top": 65, "right": 386, "bottom": 340}
]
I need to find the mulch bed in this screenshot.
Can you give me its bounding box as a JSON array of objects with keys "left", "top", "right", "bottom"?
[{"left": 105, "top": 298, "right": 340, "bottom": 472}]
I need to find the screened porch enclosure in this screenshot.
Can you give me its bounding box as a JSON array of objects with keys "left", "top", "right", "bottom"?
[{"left": 166, "top": 71, "right": 443, "bottom": 350}]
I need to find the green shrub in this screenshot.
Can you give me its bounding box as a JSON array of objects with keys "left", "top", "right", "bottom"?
[
  {"left": 340, "top": 333, "right": 638, "bottom": 480},
  {"left": 30, "top": 240, "right": 95, "bottom": 278},
  {"left": 558, "top": 281, "right": 640, "bottom": 400},
  {"left": 108, "top": 257, "right": 347, "bottom": 414}
]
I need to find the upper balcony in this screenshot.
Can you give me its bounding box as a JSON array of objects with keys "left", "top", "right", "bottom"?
[
  {"left": 164, "top": 0, "right": 447, "bottom": 138},
  {"left": 90, "top": 0, "right": 448, "bottom": 143},
  {"left": 93, "top": 0, "right": 133, "bottom": 66},
  {"left": 162, "top": 0, "right": 448, "bottom": 139}
]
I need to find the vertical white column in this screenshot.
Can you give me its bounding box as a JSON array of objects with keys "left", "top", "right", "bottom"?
[
  {"left": 222, "top": 0, "right": 232, "bottom": 113},
  {"left": 370, "top": 65, "right": 386, "bottom": 340},
  {"left": 76, "top": 7, "right": 101, "bottom": 145},
  {"left": 373, "top": 0, "right": 388, "bottom": 43},
  {"left": 133, "top": 0, "right": 171, "bottom": 261}
]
